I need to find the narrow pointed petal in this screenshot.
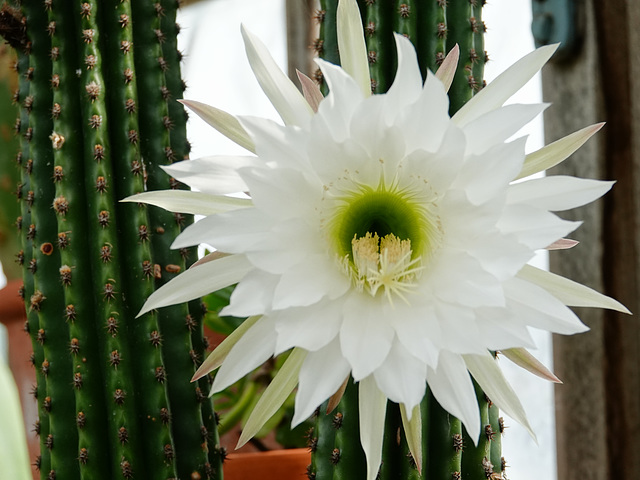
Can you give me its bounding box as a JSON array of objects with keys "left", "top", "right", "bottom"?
[
  {"left": 435, "top": 44, "right": 459, "bottom": 92},
  {"left": 453, "top": 44, "right": 558, "bottom": 127},
  {"left": 137, "top": 254, "right": 252, "bottom": 317},
  {"left": 400, "top": 404, "right": 423, "bottom": 473},
  {"left": 386, "top": 34, "right": 423, "bottom": 104},
  {"left": 518, "top": 264, "right": 631, "bottom": 313},
  {"left": 464, "top": 352, "right": 536, "bottom": 441},
  {"left": 237, "top": 348, "right": 307, "bottom": 448},
  {"left": 337, "top": 0, "right": 371, "bottom": 97},
  {"left": 123, "top": 190, "right": 251, "bottom": 215},
  {"left": 241, "top": 25, "right": 313, "bottom": 126},
  {"left": 516, "top": 123, "right": 604, "bottom": 180},
  {"left": 161, "top": 156, "right": 256, "bottom": 195},
  {"left": 507, "top": 176, "right": 614, "bottom": 212},
  {"left": 297, "top": 70, "right": 324, "bottom": 112},
  {"left": 546, "top": 238, "right": 579, "bottom": 250},
  {"left": 359, "top": 376, "right": 387, "bottom": 480},
  {"left": 293, "top": 340, "right": 351, "bottom": 426},
  {"left": 501, "top": 348, "right": 561, "bottom": 383},
  {"left": 212, "top": 316, "right": 277, "bottom": 393},
  {"left": 192, "top": 315, "right": 261, "bottom": 382},
  {"left": 180, "top": 99, "right": 255, "bottom": 153}
]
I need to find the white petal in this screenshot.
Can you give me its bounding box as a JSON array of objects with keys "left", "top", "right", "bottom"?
[
  {"left": 340, "top": 295, "right": 394, "bottom": 380},
  {"left": 503, "top": 277, "right": 589, "bottom": 334},
  {"left": 434, "top": 44, "right": 459, "bottom": 91},
  {"left": 518, "top": 264, "right": 630, "bottom": 313},
  {"left": 400, "top": 404, "right": 422, "bottom": 473},
  {"left": 463, "top": 104, "right": 548, "bottom": 155},
  {"left": 516, "top": 123, "right": 604, "bottom": 180},
  {"left": 454, "top": 137, "right": 527, "bottom": 205},
  {"left": 293, "top": 339, "right": 351, "bottom": 426},
  {"left": 315, "top": 58, "right": 365, "bottom": 142},
  {"left": 273, "top": 299, "right": 344, "bottom": 354},
  {"left": 386, "top": 34, "right": 423, "bottom": 106},
  {"left": 241, "top": 25, "right": 313, "bottom": 127},
  {"left": 359, "top": 376, "right": 388, "bottom": 480},
  {"left": 507, "top": 176, "right": 614, "bottom": 212},
  {"left": 426, "top": 351, "right": 480, "bottom": 442},
  {"left": 464, "top": 352, "right": 536, "bottom": 440},
  {"left": 211, "top": 315, "right": 277, "bottom": 392},
  {"left": 171, "top": 208, "right": 271, "bottom": 250},
  {"left": 498, "top": 204, "right": 582, "bottom": 250},
  {"left": 337, "top": 0, "right": 371, "bottom": 97},
  {"left": 501, "top": 348, "right": 561, "bottom": 383},
  {"left": 238, "top": 348, "right": 307, "bottom": 447},
  {"left": 137, "top": 255, "right": 252, "bottom": 316},
  {"left": 192, "top": 315, "right": 261, "bottom": 382},
  {"left": 179, "top": 99, "right": 255, "bottom": 153},
  {"left": 272, "top": 254, "right": 351, "bottom": 309},
  {"left": 123, "top": 190, "right": 251, "bottom": 216},
  {"left": 453, "top": 44, "right": 558, "bottom": 127},
  {"left": 373, "top": 340, "right": 426, "bottom": 410},
  {"left": 297, "top": 70, "right": 324, "bottom": 112},
  {"left": 161, "top": 156, "right": 256, "bottom": 195},
  {"left": 222, "top": 268, "right": 279, "bottom": 317}
]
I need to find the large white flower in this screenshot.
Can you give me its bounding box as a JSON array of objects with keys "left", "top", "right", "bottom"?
[{"left": 127, "top": 0, "right": 628, "bottom": 477}]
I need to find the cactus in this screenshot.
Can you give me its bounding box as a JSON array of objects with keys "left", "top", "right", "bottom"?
[
  {"left": 309, "top": 2, "right": 504, "bottom": 479},
  {"left": 1, "top": 1, "right": 222, "bottom": 479}
]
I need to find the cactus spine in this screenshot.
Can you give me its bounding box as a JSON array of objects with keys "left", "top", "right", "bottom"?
[
  {"left": 3, "top": 1, "right": 221, "bottom": 479},
  {"left": 309, "top": 1, "right": 502, "bottom": 479}
]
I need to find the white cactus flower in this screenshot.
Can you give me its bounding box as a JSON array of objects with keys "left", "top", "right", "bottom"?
[{"left": 125, "top": 0, "right": 628, "bottom": 477}]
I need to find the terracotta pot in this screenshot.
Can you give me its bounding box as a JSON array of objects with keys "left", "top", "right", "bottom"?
[
  {"left": 224, "top": 448, "right": 311, "bottom": 479},
  {"left": 0, "top": 279, "right": 38, "bottom": 479}
]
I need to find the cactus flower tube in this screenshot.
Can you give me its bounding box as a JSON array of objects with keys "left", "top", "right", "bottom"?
[{"left": 127, "top": 0, "right": 628, "bottom": 478}]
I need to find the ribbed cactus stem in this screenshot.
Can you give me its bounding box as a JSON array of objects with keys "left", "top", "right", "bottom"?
[
  {"left": 23, "top": 1, "right": 79, "bottom": 478},
  {"left": 393, "top": 1, "right": 417, "bottom": 41},
  {"left": 317, "top": 0, "right": 339, "bottom": 93},
  {"left": 158, "top": 1, "right": 223, "bottom": 471},
  {"left": 14, "top": 25, "right": 51, "bottom": 476},
  {"left": 48, "top": 1, "right": 111, "bottom": 477},
  {"left": 331, "top": 380, "right": 367, "bottom": 479},
  {"left": 416, "top": 0, "right": 442, "bottom": 74},
  {"left": 363, "top": 0, "right": 391, "bottom": 93},
  {"left": 73, "top": 1, "right": 144, "bottom": 477},
  {"left": 309, "top": 401, "right": 337, "bottom": 479},
  {"left": 102, "top": 1, "right": 179, "bottom": 477},
  {"left": 130, "top": 2, "right": 212, "bottom": 477},
  {"left": 471, "top": 0, "right": 486, "bottom": 90},
  {"left": 378, "top": 402, "right": 403, "bottom": 478},
  {"left": 446, "top": 0, "right": 474, "bottom": 114},
  {"left": 425, "top": 392, "right": 463, "bottom": 479},
  {"left": 461, "top": 383, "right": 493, "bottom": 479},
  {"left": 488, "top": 401, "right": 503, "bottom": 475}
]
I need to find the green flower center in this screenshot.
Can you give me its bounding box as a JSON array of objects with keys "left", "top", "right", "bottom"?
[{"left": 328, "top": 186, "right": 438, "bottom": 303}]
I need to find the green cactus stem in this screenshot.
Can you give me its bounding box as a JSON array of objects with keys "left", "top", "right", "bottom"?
[
  {"left": 489, "top": 401, "right": 503, "bottom": 475},
  {"left": 363, "top": 0, "right": 392, "bottom": 93},
  {"left": 14, "top": 23, "right": 51, "bottom": 476},
  {"left": 332, "top": 380, "right": 367, "bottom": 479},
  {"left": 47, "top": 1, "right": 112, "bottom": 477},
  {"left": 309, "top": 400, "right": 337, "bottom": 480},
  {"left": 317, "top": 0, "right": 340, "bottom": 93},
  {"left": 461, "top": 383, "right": 493, "bottom": 480},
  {"left": 471, "top": 0, "right": 486, "bottom": 91},
  {"left": 424, "top": 392, "right": 463, "bottom": 480},
  {"left": 446, "top": 0, "right": 474, "bottom": 113},
  {"left": 130, "top": 2, "right": 212, "bottom": 477},
  {"left": 416, "top": 0, "right": 446, "bottom": 75},
  {"left": 102, "top": 1, "right": 179, "bottom": 477},
  {"left": 22, "top": 1, "right": 80, "bottom": 478}
]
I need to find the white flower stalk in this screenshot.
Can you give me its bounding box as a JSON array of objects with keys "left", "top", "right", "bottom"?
[{"left": 124, "top": 0, "right": 628, "bottom": 477}]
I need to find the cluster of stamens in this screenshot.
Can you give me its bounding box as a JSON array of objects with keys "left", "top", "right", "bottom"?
[{"left": 348, "top": 232, "right": 423, "bottom": 305}]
